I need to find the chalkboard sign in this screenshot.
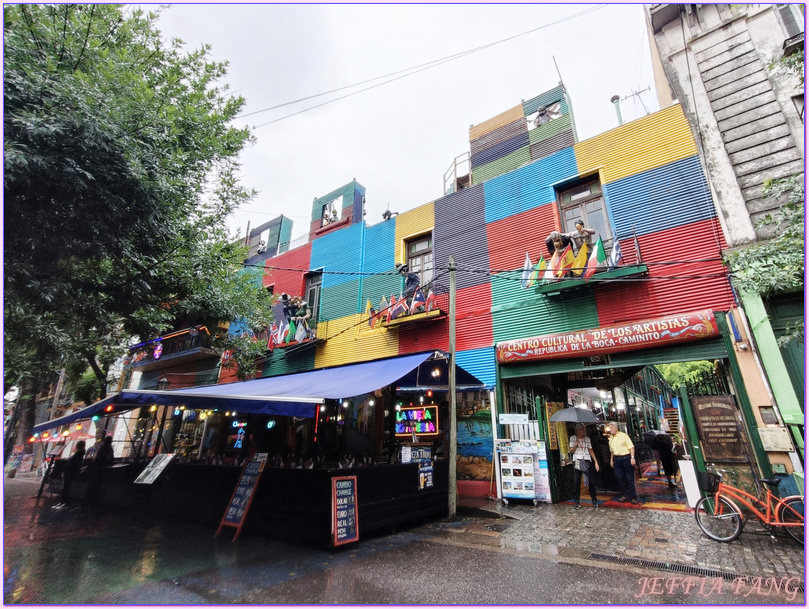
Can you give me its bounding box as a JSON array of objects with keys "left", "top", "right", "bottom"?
[
  {"left": 216, "top": 456, "right": 266, "bottom": 541},
  {"left": 134, "top": 453, "right": 176, "bottom": 484},
  {"left": 332, "top": 475, "right": 359, "bottom": 546}
]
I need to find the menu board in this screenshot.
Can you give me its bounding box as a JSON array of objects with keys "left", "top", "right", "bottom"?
[
  {"left": 332, "top": 476, "right": 359, "bottom": 546},
  {"left": 692, "top": 395, "right": 746, "bottom": 462},
  {"left": 410, "top": 447, "right": 434, "bottom": 490},
  {"left": 134, "top": 453, "right": 176, "bottom": 484},
  {"left": 216, "top": 455, "right": 266, "bottom": 541},
  {"left": 497, "top": 440, "right": 551, "bottom": 503}
]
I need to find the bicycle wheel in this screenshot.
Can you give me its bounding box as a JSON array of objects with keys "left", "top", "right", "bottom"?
[
  {"left": 778, "top": 496, "right": 805, "bottom": 544},
  {"left": 695, "top": 495, "right": 743, "bottom": 542}
]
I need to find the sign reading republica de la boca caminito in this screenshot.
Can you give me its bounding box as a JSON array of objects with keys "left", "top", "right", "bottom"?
[{"left": 496, "top": 310, "right": 719, "bottom": 363}]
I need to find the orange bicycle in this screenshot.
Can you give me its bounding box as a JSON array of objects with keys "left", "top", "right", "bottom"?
[{"left": 694, "top": 469, "right": 804, "bottom": 543}]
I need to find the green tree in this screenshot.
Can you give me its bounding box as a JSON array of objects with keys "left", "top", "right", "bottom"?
[
  {"left": 655, "top": 361, "right": 716, "bottom": 390},
  {"left": 4, "top": 5, "right": 274, "bottom": 446}
]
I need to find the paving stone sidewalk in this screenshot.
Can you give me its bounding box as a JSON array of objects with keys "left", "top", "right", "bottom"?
[{"left": 448, "top": 497, "right": 804, "bottom": 582}]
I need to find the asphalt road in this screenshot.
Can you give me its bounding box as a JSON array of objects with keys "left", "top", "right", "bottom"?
[{"left": 4, "top": 475, "right": 803, "bottom": 605}]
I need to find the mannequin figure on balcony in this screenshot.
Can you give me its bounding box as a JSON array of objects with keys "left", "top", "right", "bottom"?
[{"left": 567, "top": 220, "right": 596, "bottom": 255}]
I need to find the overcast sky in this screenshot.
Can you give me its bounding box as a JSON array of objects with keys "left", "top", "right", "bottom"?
[{"left": 151, "top": 3, "right": 659, "bottom": 243}]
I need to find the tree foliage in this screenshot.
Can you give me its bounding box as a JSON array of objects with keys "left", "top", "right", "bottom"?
[
  {"left": 4, "top": 6, "right": 274, "bottom": 413},
  {"left": 655, "top": 361, "right": 716, "bottom": 390}
]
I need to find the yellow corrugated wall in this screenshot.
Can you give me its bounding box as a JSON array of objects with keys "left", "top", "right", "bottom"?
[
  {"left": 314, "top": 314, "right": 400, "bottom": 368},
  {"left": 574, "top": 104, "right": 698, "bottom": 184},
  {"left": 469, "top": 104, "right": 525, "bottom": 141},
  {"left": 394, "top": 201, "right": 434, "bottom": 264}
]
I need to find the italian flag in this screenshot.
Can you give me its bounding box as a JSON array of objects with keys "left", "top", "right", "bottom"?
[{"left": 584, "top": 237, "right": 606, "bottom": 280}]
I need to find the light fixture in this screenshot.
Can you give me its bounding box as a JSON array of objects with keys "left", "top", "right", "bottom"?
[
  {"left": 369, "top": 399, "right": 375, "bottom": 406},
  {"left": 431, "top": 368, "right": 441, "bottom": 378},
  {"left": 395, "top": 404, "right": 401, "bottom": 411},
  {"left": 320, "top": 405, "right": 327, "bottom": 412}
]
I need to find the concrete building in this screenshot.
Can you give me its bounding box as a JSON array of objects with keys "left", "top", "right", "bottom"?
[{"left": 646, "top": 4, "right": 804, "bottom": 479}]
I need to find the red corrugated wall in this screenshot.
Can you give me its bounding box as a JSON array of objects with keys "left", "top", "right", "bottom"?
[
  {"left": 397, "top": 292, "right": 449, "bottom": 354},
  {"left": 486, "top": 202, "right": 558, "bottom": 271},
  {"left": 455, "top": 282, "right": 493, "bottom": 352},
  {"left": 595, "top": 218, "right": 733, "bottom": 325},
  {"left": 263, "top": 243, "right": 312, "bottom": 297}
]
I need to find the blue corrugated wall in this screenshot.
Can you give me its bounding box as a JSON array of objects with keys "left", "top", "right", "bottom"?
[
  {"left": 311, "top": 222, "right": 364, "bottom": 289},
  {"left": 605, "top": 155, "right": 715, "bottom": 239},
  {"left": 484, "top": 147, "right": 577, "bottom": 224},
  {"left": 456, "top": 346, "right": 496, "bottom": 387}
]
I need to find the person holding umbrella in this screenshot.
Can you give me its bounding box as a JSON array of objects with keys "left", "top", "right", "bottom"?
[{"left": 569, "top": 423, "right": 600, "bottom": 508}]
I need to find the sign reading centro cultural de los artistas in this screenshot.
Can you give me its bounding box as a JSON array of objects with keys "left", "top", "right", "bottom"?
[{"left": 496, "top": 310, "right": 719, "bottom": 363}]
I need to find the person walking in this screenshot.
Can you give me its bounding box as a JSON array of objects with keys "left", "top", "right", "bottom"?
[
  {"left": 569, "top": 423, "right": 600, "bottom": 508},
  {"left": 53, "top": 440, "right": 85, "bottom": 510},
  {"left": 608, "top": 423, "right": 638, "bottom": 505}
]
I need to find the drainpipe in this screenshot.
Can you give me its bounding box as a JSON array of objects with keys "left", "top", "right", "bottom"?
[{"left": 610, "top": 95, "right": 623, "bottom": 126}]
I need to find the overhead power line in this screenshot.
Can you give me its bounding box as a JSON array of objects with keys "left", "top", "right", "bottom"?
[{"left": 246, "top": 4, "right": 608, "bottom": 129}]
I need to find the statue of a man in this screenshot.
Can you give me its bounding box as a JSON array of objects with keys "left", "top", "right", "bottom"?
[
  {"left": 545, "top": 231, "right": 573, "bottom": 256},
  {"left": 566, "top": 220, "right": 596, "bottom": 253}
]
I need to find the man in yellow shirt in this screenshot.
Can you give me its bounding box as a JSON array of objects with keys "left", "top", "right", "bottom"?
[{"left": 608, "top": 422, "right": 638, "bottom": 505}]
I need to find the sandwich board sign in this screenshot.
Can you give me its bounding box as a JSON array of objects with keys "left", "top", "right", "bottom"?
[{"left": 216, "top": 453, "right": 267, "bottom": 542}]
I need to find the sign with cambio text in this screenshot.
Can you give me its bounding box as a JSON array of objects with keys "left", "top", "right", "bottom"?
[{"left": 332, "top": 476, "right": 359, "bottom": 546}]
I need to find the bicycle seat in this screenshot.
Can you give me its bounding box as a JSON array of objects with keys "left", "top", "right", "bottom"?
[{"left": 759, "top": 478, "right": 781, "bottom": 486}]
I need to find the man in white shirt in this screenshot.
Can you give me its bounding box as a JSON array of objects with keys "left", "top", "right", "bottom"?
[{"left": 569, "top": 423, "right": 600, "bottom": 508}]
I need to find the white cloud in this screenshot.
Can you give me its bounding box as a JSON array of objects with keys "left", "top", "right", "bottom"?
[{"left": 153, "top": 3, "right": 658, "bottom": 242}]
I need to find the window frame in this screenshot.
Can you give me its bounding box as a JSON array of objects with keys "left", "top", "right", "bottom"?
[
  {"left": 304, "top": 272, "right": 323, "bottom": 327},
  {"left": 405, "top": 234, "right": 433, "bottom": 290},
  {"left": 557, "top": 178, "right": 612, "bottom": 248}
]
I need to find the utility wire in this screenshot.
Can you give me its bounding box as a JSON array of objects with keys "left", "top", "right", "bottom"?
[{"left": 248, "top": 4, "right": 608, "bottom": 128}]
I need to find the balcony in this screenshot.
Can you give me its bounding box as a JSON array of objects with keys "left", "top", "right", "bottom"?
[{"left": 125, "top": 329, "right": 217, "bottom": 372}]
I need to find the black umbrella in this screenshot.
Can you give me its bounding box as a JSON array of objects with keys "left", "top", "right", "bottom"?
[{"left": 549, "top": 407, "right": 599, "bottom": 424}]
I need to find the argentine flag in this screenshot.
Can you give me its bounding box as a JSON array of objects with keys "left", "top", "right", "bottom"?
[
  {"left": 521, "top": 252, "right": 533, "bottom": 288},
  {"left": 608, "top": 237, "right": 623, "bottom": 269}
]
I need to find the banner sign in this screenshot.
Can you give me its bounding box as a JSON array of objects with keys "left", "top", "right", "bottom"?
[
  {"left": 332, "top": 476, "right": 359, "bottom": 546},
  {"left": 496, "top": 310, "right": 719, "bottom": 363}
]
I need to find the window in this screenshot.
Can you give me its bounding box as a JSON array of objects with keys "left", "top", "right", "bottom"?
[
  {"left": 776, "top": 4, "right": 804, "bottom": 38},
  {"left": 305, "top": 272, "right": 322, "bottom": 327},
  {"left": 321, "top": 198, "right": 341, "bottom": 227},
  {"left": 558, "top": 179, "right": 611, "bottom": 242},
  {"left": 406, "top": 236, "right": 433, "bottom": 288}
]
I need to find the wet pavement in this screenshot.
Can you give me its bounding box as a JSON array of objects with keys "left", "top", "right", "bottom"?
[{"left": 4, "top": 473, "right": 805, "bottom": 605}]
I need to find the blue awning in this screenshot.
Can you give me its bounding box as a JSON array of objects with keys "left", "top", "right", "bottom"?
[{"left": 33, "top": 351, "right": 484, "bottom": 434}]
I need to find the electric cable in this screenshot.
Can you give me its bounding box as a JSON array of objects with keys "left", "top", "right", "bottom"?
[{"left": 247, "top": 5, "right": 608, "bottom": 128}]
